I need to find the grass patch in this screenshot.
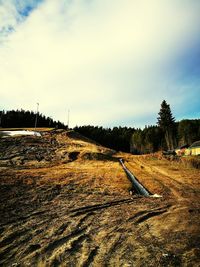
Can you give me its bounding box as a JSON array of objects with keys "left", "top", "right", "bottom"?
[{"left": 181, "top": 156, "right": 200, "bottom": 169}]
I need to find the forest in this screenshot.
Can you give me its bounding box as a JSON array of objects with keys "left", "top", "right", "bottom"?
[
  {"left": 74, "top": 120, "right": 200, "bottom": 154},
  {"left": 74, "top": 125, "right": 134, "bottom": 152},
  {"left": 0, "top": 109, "right": 65, "bottom": 129},
  {"left": 130, "top": 120, "right": 200, "bottom": 154},
  {"left": 1, "top": 101, "right": 200, "bottom": 154},
  {"left": 75, "top": 100, "right": 200, "bottom": 153}
]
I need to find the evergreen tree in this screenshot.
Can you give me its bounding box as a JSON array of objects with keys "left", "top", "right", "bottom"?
[
  {"left": 0, "top": 109, "right": 66, "bottom": 129},
  {"left": 178, "top": 119, "right": 200, "bottom": 145},
  {"left": 74, "top": 125, "right": 134, "bottom": 152},
  {"left": 130, "top": 126, "right": 163, "bottom": 154},
  {"left": 131, "top": 129, "right": 143, "bottom": 154},
  {"left": 157, "top": 100, "right": 176, "bottom": 150}
]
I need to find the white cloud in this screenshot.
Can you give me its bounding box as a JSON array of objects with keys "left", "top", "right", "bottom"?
[
  {"left": 0, "top": 1, "right": 19, "bottom": 26},
  {"left": 0, "top": 0, "right": 200, "bottom": 127}
]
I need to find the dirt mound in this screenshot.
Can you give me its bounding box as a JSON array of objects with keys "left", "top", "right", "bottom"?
[
  {"left": 0, "top": 132, "right": 58, "bottom": 168},
  {"left": 0, "top": 129, "right": 115, "bottom": 167}
]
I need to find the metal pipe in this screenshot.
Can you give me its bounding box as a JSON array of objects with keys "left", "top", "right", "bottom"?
[{"left": 119, "top": 159, "right": 150, "bottom": 196}]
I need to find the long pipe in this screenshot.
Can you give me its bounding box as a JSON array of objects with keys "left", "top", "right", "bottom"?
[{"left": 119, "top": 159, "right": 150, "bottom": 196}]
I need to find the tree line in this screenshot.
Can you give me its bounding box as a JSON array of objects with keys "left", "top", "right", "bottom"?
[
  {"left": 75, "top": 101, "right": 200, "bottom": 153},
  {"left": 131, "top": 101, "right": 200, "bottom": 154},
  {"left": 1, "top": 101, "right": 200, "bottom": 154},
  {"left": 74, "top": 120, "right": 200, "bottom": 154},
  {"left": 0, "top": 109, "right": 65, "bottom": 129},
  {"left": 74, "top": 126, "right": 134, "bottom": 152}
]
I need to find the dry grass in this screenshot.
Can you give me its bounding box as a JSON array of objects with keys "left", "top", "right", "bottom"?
[
  {"left": 0, "top": 131, "right": 200, "bottom": 266},
  {"left": 122, "top": 153, "right": 200, "bottom": 200},
  {"left": 180, "top": 156, "right": 200, "bottom": 169},
  {"left": 13, "top": 159, "right": 131, "bottom": 194}
]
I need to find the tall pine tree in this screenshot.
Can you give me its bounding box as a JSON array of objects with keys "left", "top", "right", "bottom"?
[{"left": 157, "top": 100, "right": 176, "bottom": 150}]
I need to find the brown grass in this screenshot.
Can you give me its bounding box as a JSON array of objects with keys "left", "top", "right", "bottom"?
[
  {"left": 0, "top": 131, "right": 200, "bottom": 266},
  {"left": 180, "top": 156, "right": 200, "bottom": 169}
]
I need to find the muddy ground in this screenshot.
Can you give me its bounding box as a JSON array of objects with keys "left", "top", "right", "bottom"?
[{"left": 0, "top": 130, "right": 200, "bottom": 267}]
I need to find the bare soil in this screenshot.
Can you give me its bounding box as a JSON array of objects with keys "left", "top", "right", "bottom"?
[{"left": 0, "top": 130, "right": 199, "bottom": 267}]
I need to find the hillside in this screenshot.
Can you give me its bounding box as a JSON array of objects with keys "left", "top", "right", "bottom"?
[{"left": 0, "top": 129, "right": 200, "bottom": 266}]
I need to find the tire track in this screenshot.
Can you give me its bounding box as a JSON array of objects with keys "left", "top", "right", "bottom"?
[
  {"left": 54, "top": 222, "right": 70, "bottom": 236},
  {"left": 103, "top": 234, "right": 125, "bottom": 266},
  {"left": 0, "top": 218, "right": 52, "bottom": 265},
  {"left": 127, "top": 205, "right": 171, "bottom": 225},
  {"left": 44, "top": 227, "right": 87, "bottom": 254},
  {"left": 70, "top": 198, "right": 137, "bottom": 216},
  {"left": 82, "top": 246, "right": 100, "bottom": 267},
  {"left": 134, "top": 209, "right": 167, "bottom": 224},
  {"left": 39, "top": 213, "right": 94, "bottom": 265},
  {"left": 0, "top": 229, "right": 29, "bottom": 248},
  {"left": 48, "top": 232, "right": 90, "bottom": 267}
]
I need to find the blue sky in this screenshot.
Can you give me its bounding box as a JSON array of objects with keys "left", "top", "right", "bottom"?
[
  {"left": 0, "top": 0, "right": 200, "bottom": 127},
  {"left": 14, "top": 0, "right": 43, "bottom": 17},
  {"left": 0, "top": 0, "right": 42, "bottom": 35}
]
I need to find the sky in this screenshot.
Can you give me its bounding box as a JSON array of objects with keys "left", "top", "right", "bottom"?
[{"left": 0, "top": 0, "right": 200, "bottom": 128}]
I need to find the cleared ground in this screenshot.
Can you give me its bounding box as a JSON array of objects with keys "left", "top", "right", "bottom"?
[{"left": 0, "top": 130, "right": 200, "bottom": 266}]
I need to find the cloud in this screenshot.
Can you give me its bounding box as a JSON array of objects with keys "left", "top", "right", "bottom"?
[
  {"left": 0, "top": 0, "right": 200, "bottom": 127},
  {"left": 0, "top": 0, "right": 42, "bottom": 34}
]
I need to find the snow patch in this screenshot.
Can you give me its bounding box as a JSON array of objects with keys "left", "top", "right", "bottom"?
[
  {"left": 151, "top": 194, "right": 162, "bottom": 198},
  {"left": 1, "top": 130, "right": 41, "bottom": 137}
]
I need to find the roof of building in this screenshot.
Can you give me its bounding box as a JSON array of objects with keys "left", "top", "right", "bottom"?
[
  {"left": 189, "top": 141, "right": 200, "bottom": 148},
  {"left": 175, "top": 144, "right": 189, "bottom": 150}
]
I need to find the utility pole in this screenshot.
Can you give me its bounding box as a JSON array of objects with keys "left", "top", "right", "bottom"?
[
  {"left": 0, "top": 111, "right": 2, "bottom": 128},
  {"left": 34, "top": 103, "right": 39, "bottom": 131},
  {"left": 67, "top": 109, "right": 70, "bottom": 129}
]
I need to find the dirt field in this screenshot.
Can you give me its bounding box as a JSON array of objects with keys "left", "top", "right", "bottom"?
[{"left": 0, "top": 130, "right": 200, "bottom": 266}]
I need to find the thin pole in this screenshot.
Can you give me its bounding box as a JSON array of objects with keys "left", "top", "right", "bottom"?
[
  {"left": 0, "top": 112, "right": 2, "bottom": 127},
  {"left": 67, "top": 109, "right": 70, "bottom": 129},
  {"left": 34, "top": 103, "right": 39, "bottom": 130}
]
